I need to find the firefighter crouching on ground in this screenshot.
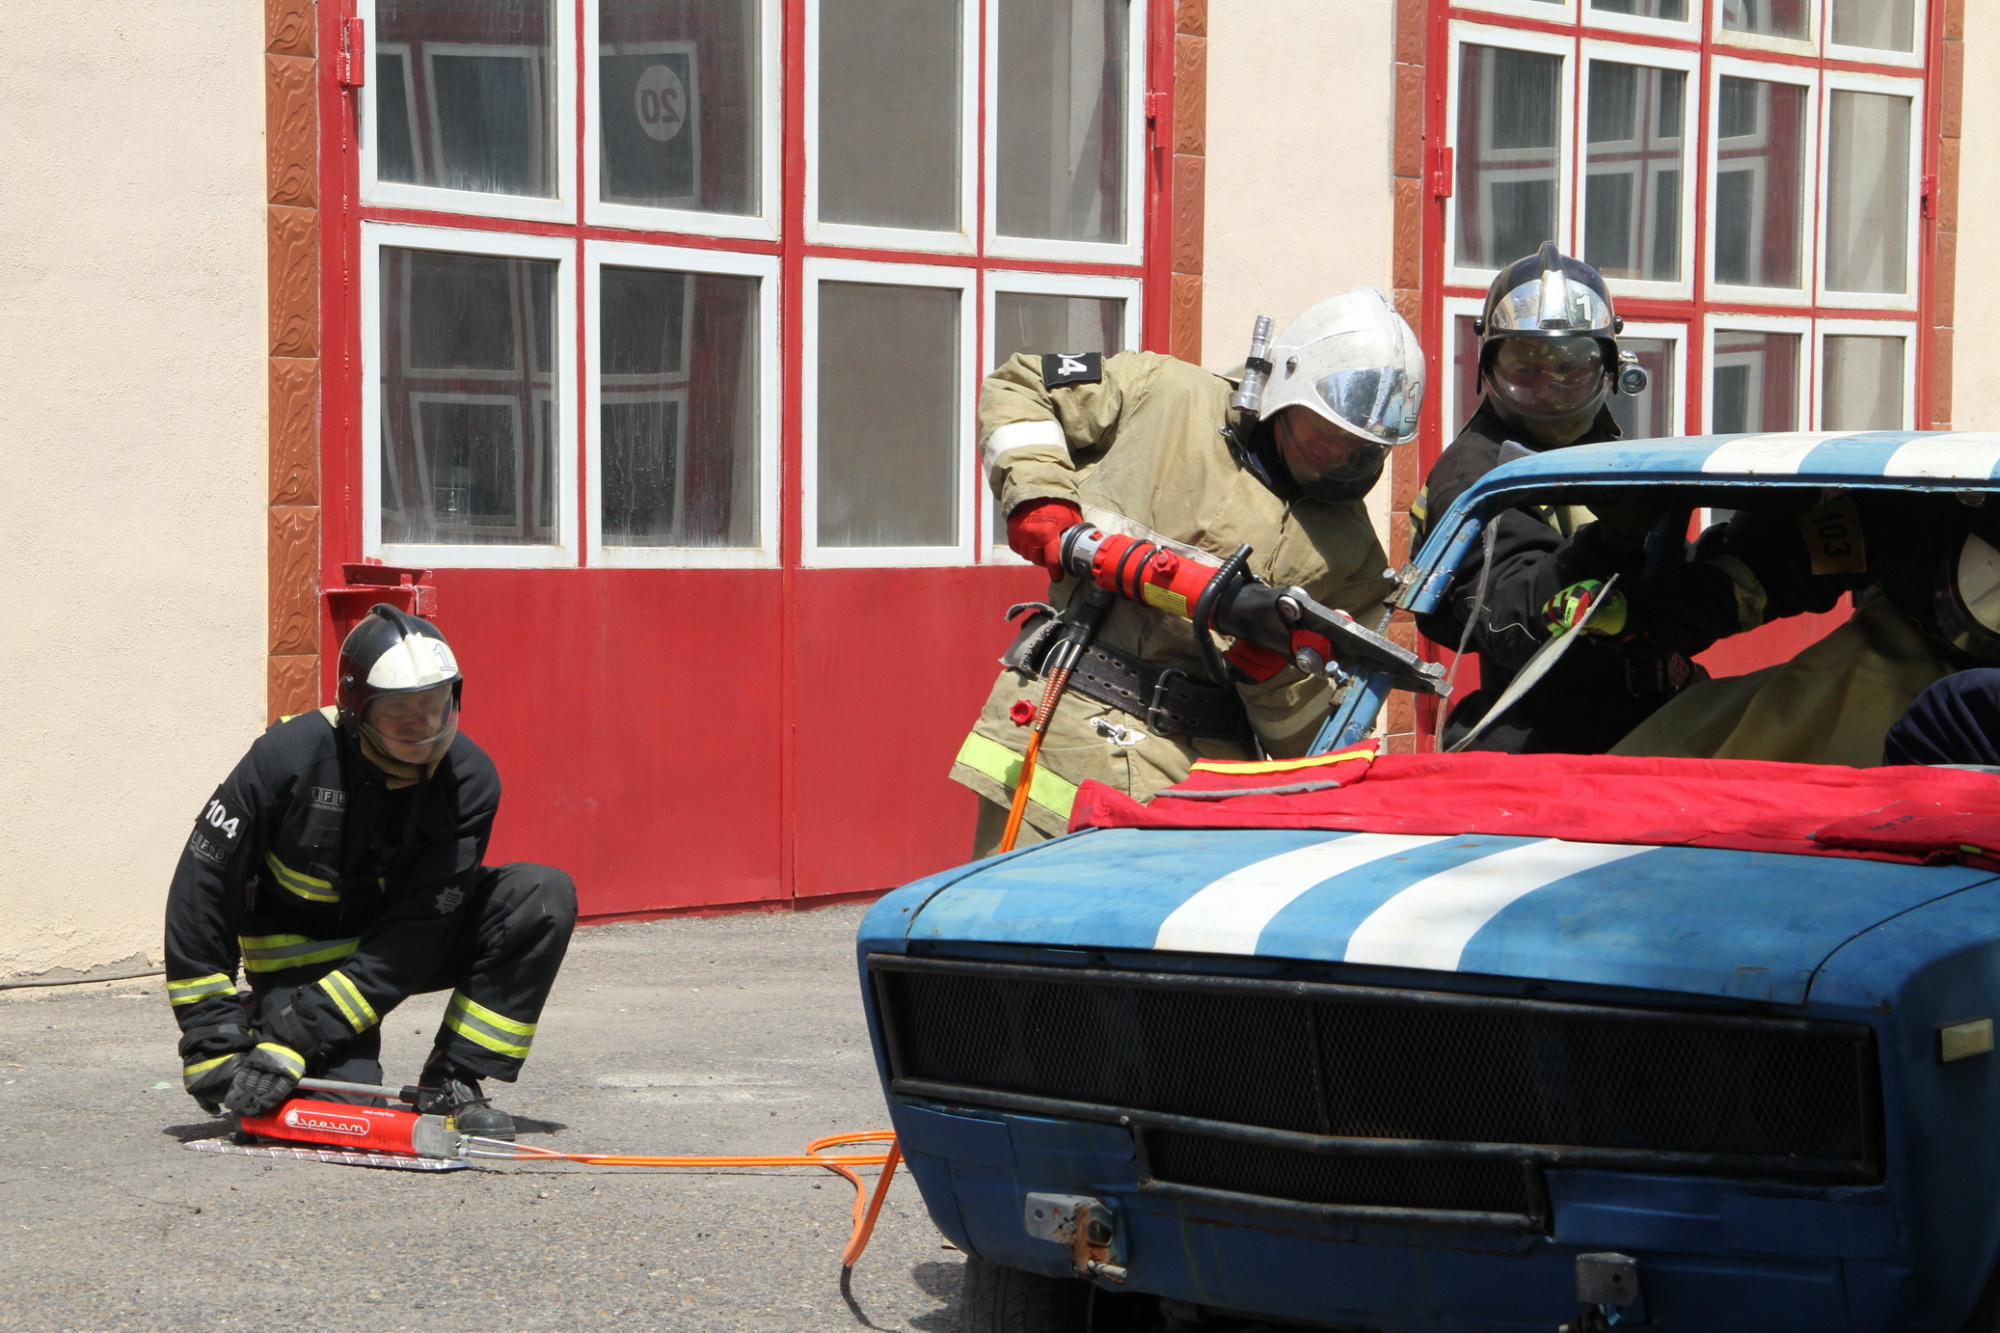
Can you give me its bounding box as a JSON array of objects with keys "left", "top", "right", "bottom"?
[
  {"left": 166, "top": 605, "right": 576, "bottom": 1139},
  {"left": 951, "top": 288, "right": 1425, "bottom": 856}
]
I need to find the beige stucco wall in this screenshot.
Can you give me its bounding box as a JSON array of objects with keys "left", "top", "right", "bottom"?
[
  {"left": 0, "top": 4, "right": 269, "bottom": 981},
  {"left": 1955, "top": 15, "right": 2000, "bottom": 430},
  {"left": 1201, "top": 0, "right": 1397, "bottom": 536}
]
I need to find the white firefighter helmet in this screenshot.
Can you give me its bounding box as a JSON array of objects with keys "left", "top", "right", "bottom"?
[{"left": 1257, "top": 287, "right": 1426, "bottom": 448}]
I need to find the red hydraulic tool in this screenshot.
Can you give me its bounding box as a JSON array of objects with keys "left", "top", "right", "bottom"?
[{"left": 1056, "top": 525, "right": 1449, "bottom": 695}]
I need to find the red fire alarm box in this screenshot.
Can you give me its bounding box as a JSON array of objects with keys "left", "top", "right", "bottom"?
[{"left": 324, "top": 561, "right": 437, "bottom": 645}]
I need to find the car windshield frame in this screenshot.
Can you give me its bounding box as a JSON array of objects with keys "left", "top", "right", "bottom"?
[{"left": 1310, "top": 430, "right": 2000, "bottom": 752}]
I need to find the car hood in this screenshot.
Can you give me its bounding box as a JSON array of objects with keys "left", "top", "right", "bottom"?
[{"left": 872, "top": 827, "right": 2000, "bottom": 1005}]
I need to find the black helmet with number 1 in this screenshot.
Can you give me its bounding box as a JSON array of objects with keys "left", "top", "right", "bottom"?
[
  {"left": 336, "top": 604, "right": 463, "bottom": 767},
  {"left": 1475, "top": 242, "right": 1647, "bottom": 435}
]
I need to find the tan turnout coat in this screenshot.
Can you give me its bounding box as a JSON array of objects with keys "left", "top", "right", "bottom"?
[{"left": 949, "top": 350, "right": 1396, "bottom": 845}]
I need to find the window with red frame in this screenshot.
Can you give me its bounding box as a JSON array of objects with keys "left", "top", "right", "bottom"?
[
  {"left": 1435, "top": 0, "right": 1930, "bottom": 446},
  {"left": 350, "top": 0, "right": 1151, "bottom": 574}
]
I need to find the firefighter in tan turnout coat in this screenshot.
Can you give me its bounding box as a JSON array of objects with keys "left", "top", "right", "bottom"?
[{"left": 951, "top": 289, "right": 1427, "bottom": 856}]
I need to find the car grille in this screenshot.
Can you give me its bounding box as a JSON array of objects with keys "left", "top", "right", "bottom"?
[{"left": 872, "top": 957, "right": 1881, "bottom": 1228}]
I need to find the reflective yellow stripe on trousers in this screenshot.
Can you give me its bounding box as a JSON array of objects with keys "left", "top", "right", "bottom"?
[
  {"left": 444, "top": 992, "right": 536, "bottom": 1060},
  {"left": 955, "top": 732, "right": 1080, "bottom": 821}
]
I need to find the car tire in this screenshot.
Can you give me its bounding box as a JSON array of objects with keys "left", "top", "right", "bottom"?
[{"left": 960, "top": 1255, "right": 1092, "bottom": 1333}]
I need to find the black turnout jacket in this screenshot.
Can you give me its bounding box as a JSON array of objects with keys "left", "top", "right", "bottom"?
[
  {"left": 1411, "top": 399, "right": 1658, "bottom": 753},
  {"left": 164, "top": 707, "right": 500, "bottom": 1056}
]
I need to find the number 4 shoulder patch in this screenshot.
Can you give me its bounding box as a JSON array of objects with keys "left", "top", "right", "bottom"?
[{"left": 1041, "top": 352, "right": 1102, "bottom": 387}]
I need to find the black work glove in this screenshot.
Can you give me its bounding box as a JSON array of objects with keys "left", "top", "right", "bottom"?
[
  {"left": 255, "top": 986, "right": 341, "bottom": 1062},
  {"left": 224, "top": 1040, "right": 306, "bottom": 1117},
  {"left": 184, "top": 1052, "right": 246, "bottom": 1115},
  {"left": 178, "top": 1020, "right": 256, "bottom": 1115}
]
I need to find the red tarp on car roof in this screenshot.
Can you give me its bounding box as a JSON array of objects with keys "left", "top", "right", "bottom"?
[{"left": 1068, "top": 746, "right": 2000, "bottom": 868}]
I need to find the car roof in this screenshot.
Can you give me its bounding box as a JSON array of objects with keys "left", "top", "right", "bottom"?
[{"left": 1455, "top": 430, "right": 2000, "bottom": 509}]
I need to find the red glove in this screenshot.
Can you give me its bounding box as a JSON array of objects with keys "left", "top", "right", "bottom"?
[
  {"left": 1225, "top": 629, "right": 1336, "bottom": 683},
  {"left": 1006, "top": 499, "right": 1082, "bottom": 575}
]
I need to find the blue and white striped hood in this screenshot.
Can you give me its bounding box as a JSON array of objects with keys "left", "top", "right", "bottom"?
[{"left": 874, "top": 828, "right": 2000, "bottom": 1005}]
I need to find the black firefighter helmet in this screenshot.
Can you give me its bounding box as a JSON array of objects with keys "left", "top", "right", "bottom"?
[
  {"left": 1474, "top": 242, "right": 1647, "bottom": 425},
  {"left": 336, "top": 604, "right": 463, "bottom": 764}
]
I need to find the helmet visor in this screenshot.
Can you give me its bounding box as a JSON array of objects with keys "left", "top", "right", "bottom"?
[
  {"left": 1488, "top": 336, "right": 1607, "bottom": 420},
  {"left": 1312, "top": 364, "right": 1422, "bottom": 446},
  {"left": 361, "top": 683, "right": 458, "bottom": 766}
]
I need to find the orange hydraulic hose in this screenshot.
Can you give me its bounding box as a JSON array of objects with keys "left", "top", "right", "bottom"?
[
  {"left": 470, "top": 1131, "right": 902, "bottom": 1270},
  {"left": 999, "top": 665, "right": 1071, "bottom": 853}
]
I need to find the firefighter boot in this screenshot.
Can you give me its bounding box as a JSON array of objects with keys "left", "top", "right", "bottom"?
[{"left": 418, "top": 1060, "right": 516, "bottom": 1141}]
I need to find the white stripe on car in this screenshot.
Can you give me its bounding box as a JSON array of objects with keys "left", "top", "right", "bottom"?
[
  {"left": 1153, "top": 833, "right": 1450, "bottom": 955},
  {"left": 1343, "top": 839, "right": 1654, "bottom": 972}
]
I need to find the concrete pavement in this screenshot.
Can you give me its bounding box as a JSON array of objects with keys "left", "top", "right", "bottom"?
[{"left": 0, "top": 904, "right": 964, "bottom": 1332}]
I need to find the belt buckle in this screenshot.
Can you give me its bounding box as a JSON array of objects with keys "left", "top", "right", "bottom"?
[{"left": 1145, "top": 667, "right": 1186, "bottom": 736}]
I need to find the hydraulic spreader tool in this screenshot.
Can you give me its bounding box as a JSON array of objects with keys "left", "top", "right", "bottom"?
[
  {"left": 193, "top": 1077, "right": 902, "bottom": 1272},
  {"left": 1055, "top": 524, "right": 1450, "bottom": 696}
]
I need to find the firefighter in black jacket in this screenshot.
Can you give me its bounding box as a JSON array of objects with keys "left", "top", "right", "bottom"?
[
  {"left": 1412, "top": 243, "right": 1690, "bottom": 752},
  {"left": 165, "top": 605, "right": 575, "bottom": 1140}
]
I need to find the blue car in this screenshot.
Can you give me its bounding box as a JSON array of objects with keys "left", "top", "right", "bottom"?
[{"left": 859, "top": 432, "right": 2000, "bottom": 1333}]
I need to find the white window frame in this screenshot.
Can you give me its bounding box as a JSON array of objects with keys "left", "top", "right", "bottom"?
[
  {"left": 980, "top": 270, "right": 1143, "bottom": 560},
  {"left": 583, "top": 0, "right": 783, "bottom": 241},
  {"left": 1703, "top": 312, "right": 1814, "bottom": 434},
  {"left": 1713, "top": 0, "right": 1818, "bottom": 56},
  {"left": 1704, "top": 55, "right": 1820, "bottom": 309},
  {"left": 359, "top": 0, "right": 578, "bottom": 226},
  {"left": 1580, "top": 0, "right": 1700, "bottom": 42},
  {"left": 802, "top": 258, "right": 980, "bottom": 567},
  {"left": 804, "top": 0, "right": 981, "bottom": 255},
  {"left": 1815, "top": 69, "right": 1924, "bottom": 311},
  {"left": 363, "top": 223, "right": 579, "bottom": 569},
  {"left": 584, "top": 240, "right": 781, "bottom": 568},
  {"left": 1825, "top": 0, "right": 1927, "bottom": 68},
  {"left": 1816, "top": 317, "right": 1919, "bottom": 430},
  {"left": 1440, "top": 295, "right": 1489, "bottom": 443},
  {"left": 981, "top": 0, "right": 1148, "bottom": 266},
  {"left": 1453, "top": 0, "right": 1580, "bottom": 25},
  {"left": 1580, "top": 40, "right": 1702, "bottom": 302},
  {"left": 1446, "top": 23, "right": 1579, "bottom": 290},
  {"left": 1606, "top": 318, "right": 1689, "bottom": 439}
]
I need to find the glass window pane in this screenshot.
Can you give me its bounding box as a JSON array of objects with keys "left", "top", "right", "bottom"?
[
  {"left": 1584, "top": 63, "right": 1684, "bottom": 282},
  {"left": 818, "top": 0, "right": 962, "bottom": 230},
  {"left": 1710, "top": 330, "right": 1799, "bottom": 434},
  {"left": 377, "top": 0, "right": 556, "bottom": 197},
  {"left": 996, "top": 0, "right": 1127, "bottom": 244},
  {"left": 1826, "top": 91, "right": 1912, "bottom": 295},
  {"left": 1455, "top": 45, "right": 1562, "bottom": 272},
  {"left": 1722, "top": 0, "right": 1809, "bottom": 39},
  {"left": 1590, "top": 0, "right": 1688, "bottom": 17},
  {"left": 1605, "top": 337, "right": 1677, "bottom": 438},
  {"left": 381, "top": 248, "right": 559, "bottom": 545},
  {"left": 600, "top": 268, "right": 761, "bottom": 547},
  {"left": 991, "top": 293, "right": 1122, "bottom": 366},
  {"left": 1713, "top": 77, "right": 1807, "bottom": 289},
  {"left": 599, "top": 0, "right": 760, "bottom": 215},
  {"left": 1822, "top": 335, "right": 1905, "bottom": 430},
  {"left": 817, "top": 283, "right": 960, "bottom": 547},
  {"left": 1832, "top": 0, "right": 1915, "bottom": 51}
]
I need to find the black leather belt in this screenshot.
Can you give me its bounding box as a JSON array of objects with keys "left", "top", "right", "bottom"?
[{"left": 1023, "top": 634, "right": 1250, "bottom": 744}]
